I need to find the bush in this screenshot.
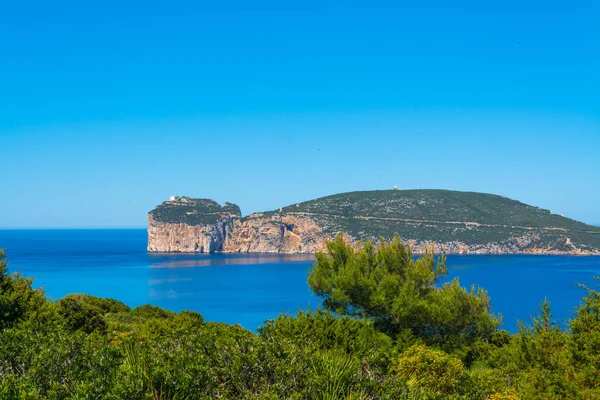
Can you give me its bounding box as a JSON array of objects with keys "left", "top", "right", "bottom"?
[
  {"left": 396, "top": 344, "right": 467, "bottom": 398},
  {"left": 131, "top": 304, "right": 175, "bottom": 320},
  {"left": 55, "top": 297, "right": 107, "bottom": 334}
]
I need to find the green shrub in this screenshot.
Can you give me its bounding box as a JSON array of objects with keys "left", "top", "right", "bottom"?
[
  {"left": 396, "top": 344, "right": 467, "bottom": 398},
  {"left": 63, "top": 293, "right": 130, "bottom": 313},
  {"left": 55, "top": 297, "right": 107, "bottom": 334},
  {"left": 0, "top": 250, "right": 48, "bottom": 331}
]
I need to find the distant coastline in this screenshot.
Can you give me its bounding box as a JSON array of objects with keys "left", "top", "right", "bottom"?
[{"left": 146, "top": 190, "right": 600, "bottom": 255}]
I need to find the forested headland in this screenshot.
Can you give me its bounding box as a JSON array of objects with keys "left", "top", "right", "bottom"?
[
  {"left": 1, "top": 236, "right": 599, "bottom": 399},
  {"left": 148, "top": 190, "right": 600, "bottom": 255}
]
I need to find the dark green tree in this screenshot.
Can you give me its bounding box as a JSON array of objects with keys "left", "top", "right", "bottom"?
[
  {"left": 501, "top": 299, "right": 579, "bottom": 399},
  {"left": 308, "top": 235, "right": 500, "bottom": 348},
  {"left": 570, "top": 280, "right": 600, "bottom": 394}
]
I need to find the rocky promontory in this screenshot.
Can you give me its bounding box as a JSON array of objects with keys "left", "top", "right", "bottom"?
[
  {"left": 147, "top": 191, "right": 600, "bottom": 255},
  {"left": 147, "top": 197, "right": 240, "bottom": 253}
]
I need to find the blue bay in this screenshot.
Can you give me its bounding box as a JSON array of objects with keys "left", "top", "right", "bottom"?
[{"left": 1, "top": 229, "right": 599, "bottom": 333}]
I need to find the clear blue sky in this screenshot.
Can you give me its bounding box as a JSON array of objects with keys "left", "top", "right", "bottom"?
[{"left": 1, "top": 0, "right": 598, "bottom": 228}]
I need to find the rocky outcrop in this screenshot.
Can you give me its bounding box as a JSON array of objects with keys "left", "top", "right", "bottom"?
[
  {"left": 147, "top": 214, "right": 235, "bottom": 252},
  {"left": 147, "top": 191, "right": 600, "bottom": 255},
  {"left": 147, "top": 197, "right": 241, "bottom": 253},
  {"left": 148, "top": 212, "right": 329, "bottom": 253},
  {"left": 223, "top": 214, "right": 327, "bottom": 253},
  {"left": 405, "top": 233, "right": 600, "bottom": 255}
]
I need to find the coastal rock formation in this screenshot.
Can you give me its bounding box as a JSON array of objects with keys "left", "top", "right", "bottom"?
[
  {"left": 223, "top": 214, "right": 326, "bottom": 253},
  {"left": 147, "top": 197, "right": 240, "bottom": 253},
  {"left": 147, "top": 214, "right": 235, "bottom": 253},
  {"left": 147, "top": 190, "right": 600, "bottom": 255}
]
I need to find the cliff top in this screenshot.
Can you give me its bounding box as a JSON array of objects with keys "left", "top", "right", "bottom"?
[{"left": 149, "top": 197, "right": 241, "bottom": 225}]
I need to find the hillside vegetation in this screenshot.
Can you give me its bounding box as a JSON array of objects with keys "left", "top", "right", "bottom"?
[
  {"left": 269, "top": 189, "right": 600, "bottom": 251},
  {"left": 149, "top": 197, "right": 241, "bottom": 225},
  {"left": 276, "top": 190, "right": 591, "bottom": 229}
]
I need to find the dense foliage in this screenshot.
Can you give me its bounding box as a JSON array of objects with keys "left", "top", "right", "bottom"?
[
  {"left": 1, "top": 240, "right": 600, "bottom": 399},
  {"left": 150, "top": 197, "right": 241, "bottom": 225}
]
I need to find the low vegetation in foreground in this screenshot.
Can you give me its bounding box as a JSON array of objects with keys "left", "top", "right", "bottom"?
[{"left": 1, "top": 238, "right": 600, "bottom": 399}]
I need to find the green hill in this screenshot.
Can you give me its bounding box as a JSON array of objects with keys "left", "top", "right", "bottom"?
[
  {"left": 275, "top": 190, "right": 587, "bottom": 228},
  {"left": 262, "top": 189, "right": 600, "bottom": 252}
]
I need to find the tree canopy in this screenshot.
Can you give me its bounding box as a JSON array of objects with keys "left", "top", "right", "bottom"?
[{"left": 308, "top": 235, "right": 500, "bottom": 348}]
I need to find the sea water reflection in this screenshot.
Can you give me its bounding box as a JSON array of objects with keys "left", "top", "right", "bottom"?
[{"left": 147, "top": 252, "right": 315, "bottom": 269}]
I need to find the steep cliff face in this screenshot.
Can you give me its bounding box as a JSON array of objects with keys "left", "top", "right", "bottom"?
[
  {"left": 223, "top": 214, "right": 327, "bottom": 253},
  {"left": 148, "top": 212, "right": 328, "bottom": 253},
  {"left": 147, "top": 214, "right": 235, "bottom": 252},
  {"left": 147, "top": 197, "right": 241, "bottom": 253},
  {"left": 147, "top": 191, "right": 600, "bottom": 255}
]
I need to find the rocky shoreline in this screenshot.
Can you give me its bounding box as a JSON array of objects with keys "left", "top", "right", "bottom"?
[{"left": 148, "top": 213, "right": 600, "bottom": 256}]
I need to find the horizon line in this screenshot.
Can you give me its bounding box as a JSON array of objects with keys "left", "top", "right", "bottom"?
[{"left": 0, "top": 227, "right": 147, "bottom": 230}]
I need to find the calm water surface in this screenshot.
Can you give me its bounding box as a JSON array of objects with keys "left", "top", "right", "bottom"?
[{"left": 1, "top": 229, "right": 599, "bottom": 332}]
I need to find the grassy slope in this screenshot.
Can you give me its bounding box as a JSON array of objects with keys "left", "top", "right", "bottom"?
[{"left": 264, "top": 190, "right": 600, "bottom": 248}]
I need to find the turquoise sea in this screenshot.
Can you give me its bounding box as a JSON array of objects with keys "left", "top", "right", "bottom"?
[{"left": 1, "top": 229, "right": 600, "bottom": 332}]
